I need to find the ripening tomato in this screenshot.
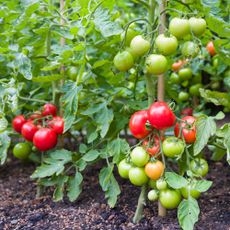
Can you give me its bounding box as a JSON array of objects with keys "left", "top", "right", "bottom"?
[
  {"left": 159, "top": 189, "right": 181, "bottom": 209},
  {"left": 144, "top": 160, "right": 164, "bottom": 180},
  {"left": 206, "top": 41, "right": 216, "bottom": 56},
  {"left": 190, "top": 158, "right": 209, "bottom": 177},
  {"left": 142, "top": 135, "right": 160, "bottom": 156},
  {"left": 48, "top": 116, "right": 64, "bottom": 135},
  {"left": 129, "top": 110, "right": 150, "bottom": 139},
  {"left": 130, "top": 146, "right": 150, "bottom": 167},
  {"left": 113, "top": 51, "right": 134, "bottom": 71},
  {"left": 129, "top": 167, "right": 148, "bottom": 186},
  {"left": 42, "top": 103, "right": 57, "bottom": 116},
  {"left": 130, "top": 35, "right": 150, "bottom": 57},
  {"left": 171, "top": 60, "right": 186, "bottom": 72},
  {"left": 118, "top": 159, "right": 132, "bottom": 179},
  {"left": 188, "top": 17, "right": 206, "bottom": 36},
  {"left": 181, "top": 41, "right": 200, "bottom": 58},
  {"left": 174, "top": 116, "right": 196, "bottom": 144},
  {"left": 181, "top": 108, "right": 193, "bottom": 116},
  {"left": 162, "top": 137, "right": 185, "bottom": 158},
  {"left": 13, "top": 142, "right": 32, "bottom": 160},
  {"left": 155, "top": 34, "right": 178, "bottom": 55},
  {"left": 12, "top": 115, "right": 26, "bottom": 133},
  {"left": 148, "top": 102, "right": 176, "bottom": 130},
  {"left": 169, "top": 18, "right": 190, "bottom": 39},
  {"left": 33, "top": 128, "right": 57, "bottom": 151},
  {"left": 145, "top": 54, "right": 168, "bottom": 75},
  {"left": 21, "top": 121, "right": 39, "bottom": 141}
]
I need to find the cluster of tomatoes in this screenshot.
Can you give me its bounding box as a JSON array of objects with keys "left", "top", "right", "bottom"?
[
  {"left": 117, "top": 101, "right": 209, "bottom": 209},
  {"left": 12, "top": 103, "right": 64, "bottom": 159}
]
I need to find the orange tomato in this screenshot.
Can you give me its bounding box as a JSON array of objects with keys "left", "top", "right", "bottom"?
[
  {"left": 206, "top": 41, "right": 216, "bottom": 56},
  {"left": 171, "top": 60, "right": 187, "bottom": 72},
  {"left": 144, "top": 160, "right": 164, "bottom": 180}
]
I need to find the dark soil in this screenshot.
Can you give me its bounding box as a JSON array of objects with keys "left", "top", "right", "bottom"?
[{"left": 0, "top": 158, "right": 229, "bottom": 230}]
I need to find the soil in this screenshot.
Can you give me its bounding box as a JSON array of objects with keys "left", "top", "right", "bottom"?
[{"left": 0, "top": 156, "right": 229, "bottom": 230}]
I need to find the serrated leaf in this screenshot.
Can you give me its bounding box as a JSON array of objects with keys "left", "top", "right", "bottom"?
[
  {"left": 165, "top": 172, "right": 188, "bottom": 189},
  {"left": 0, "top": 117, "right": 8, "bottom": 132},
  {"left": 0, "top": 132, "right": 11, "bottom": 165},
  {"left": 53, "top": 175, "right": 68, "bottom": 202},
  {"left": 67, "top": 172, "right": 83, "bottom": 202},
  {"left": 82, "top": 150, "right": 100, "bottom": 162},
  {"left": 192, "top": 180, "right": 212, "bottom": 192}
]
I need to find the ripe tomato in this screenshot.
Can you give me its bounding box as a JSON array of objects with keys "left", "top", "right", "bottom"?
[
  {"left": 156, "top": 179, "right": 168, "bottom": 190},
  {"left": 130, "top": 35, "right": 150, "bottom": 56},
  {"left": 21, "top": 121, "right": 39, "bottom": 141},
  {"left": 148, "top": 189, "right": 158, "bottom": 201},
  {"left": 181, "top": 185, "right": 200, "bottom": 199},
  {"left": 148, "top": 102, "right": 176, "bottom": 130},
  {"left": 162, "top": 137, "right": 185, "bottom": 158},
  {"left": 174, "top": 116, "right": 196, "bottom": 144},
  {"left": 178, "top": 68, "right": 192, "bottom": 81},
  {"left": 206, "top": 41, "right": 216, "bottom": 56},
  {"left": 142, "top": 135, "right": 160, "bottom": 156},
  {"left": 130, "top": 146, "right": 149, "bottom": 167},
  {"left": 171, "top": 60, "right": 187, "bottom": 72},
  {"left": 169, "top": 18, "right": 190, "bottom": 39},
  {"left": 182, "top": 41, "right": 200, "bottom": 58},
  {"left": 113, "top": 51, "right": 134, "bottom": 71},
  {"left": 118, "top": 159, "right": 132, "bottom": 179},
  {"left": 129, "top": 110, "right": 150, "bottom": 139},
  {"left": 178, "top": 91, "right": 189, "bottom": 102},
  {"left": 159, "top": 189, "right": 181, "bottom": 209},
  {"left": 129, "top": 167, "right": 148, "bottom": 186},
  {"left": 189, "top": 83, "right": 203, "bottom": 96},
  {"left": 33, "top": 127, "right": 57, "bottom": 151},
  {"left": 181, "top": 108, "right": 193, "bottom": 116},
  {"left": 42, "top": 103, "right": 57, "bottom": 116},
  {"left": 170, "top": 72, "right": 180, "bottom": 84},
  {"left": 28, "top": 112, "right": 42, "bottom": 121},
  {"left": 155, "top": 34, "right": 178, "bottom": 55},
  {"left": 48, "top": 116, "right": 64, "bottom": 135},
  {"left": 144, "top": 160, "right": 164, "bottom": 180},
  {"left": 188, "top": 17, "right": 206, "bottom": 36},
  {"left": 190, "top": 158, "right": 209, "bottom": 177},
  {"left": 146, "top": 54, "right": 168, "bottom": 75},
  {"left": 13, "top": 142, "right": 31, "bottom": 160},
  {"left": 12, "top": 115, "right": 26, "bottom": 133}
]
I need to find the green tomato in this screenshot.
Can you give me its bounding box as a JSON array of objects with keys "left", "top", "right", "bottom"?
[
  {"left": 155, "top": 34, "right": 178, "bottom": 55},
  {"left": 212, "top": 56, "right": 219, "bottom": 68},
  {"left": 181, "top": 185, "right": 201, "bottom": 199},
  {"left": 129, "top": 167, "right": 148, "bottom": 186},
  {"left": 178, "top": 91, "right": 189, "bottom": 101},
  {"left": 67, "top": 66, "right": 78, "bottom": 80},
  {"left": 190, "top": 158, "right": 209, "bottom": 177},
  {"left": 178, "top": 68, "right": 193, "bottom": 81},
  {"left": 130, "top": 146, "right": 149, "bottom": 167},
  {"left": 211, "top": 81, "right": 220, "bottom": 90},
  {"left": 162, "top": 137, "right": 185, "bottom": 158},
  {"left": 169, "top": 18, "right": 190, "bottom": 39},
  {"left": 156, "top": 179, "right": 168, "bottom": 190},
  {"left": 120, "top": 28, "right": 139, "bottom": 46},
  {"left": 181, "top": 80, "right": 189, "bottom": 87},
  {"left": 118, "top": 159, "right": 132, "bottom": 179},
  {"left": 181, "top": 41, "right": 200, "bottom": 58},
  {"left": 113, "top": 51, "right": 134, "bottom": 71},
  {"left": 148, "top": 189, "right": 158, "bottom": 201},
  {"left": 189, "top": 83, "right": 203, "bottom": 96},
  {"left": 148, "top": 179, "right": 157, "bottom": 189},
  {"left": 130, "top": 35, "right": 150, "bottom": 57},
  {"left": 159, "top": 189, "right": 181, "bottom": 209},
  {"left": 146, "top": 54, "right": 168, "bottom": 75},
  {"left": 189, "top": 17, "right": 206, "bottom": 37},
  {"left": 192, "top": 73, "right": 202, "bottom": 84},
  {"left": 13, "top": 142, "right": 32, "bottom": 160},
  {"left": 170, "top": 72, "right": 180, "bottom": 84}
]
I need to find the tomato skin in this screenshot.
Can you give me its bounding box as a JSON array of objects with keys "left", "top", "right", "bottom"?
[
  {"left": 129, "top": 167, "right": 148, "bottom": 186},
  {"left": 12, "top": 115, "right": 27, "bottom": 133},
  {"left": 67, "top": 66, "right": 78, "bottom": 80},
  {"left": 171, "top": 60, "right": 186, "bottom": 72},
  {"left": 48, "top": 116, "right": 64, "bottom": 135},
  {"left": 13, "top": 142, "right": 31, "bottom": 159},
  {"left": 155, "top": 34, "right": 178, "bottom": 55},
  {"left": 178, "top": 68, "right": 192, "bottom": 81},
  {"left": 148, "top": 189, "right": 158, "bottom": 201},
  {"left": 130, "top": 35, "right": 150, "bottom": 56},
  {"left": 113, "top": 51, "right": 134, "bottom": 71},
  {"left": 33, "top": 128, "right": 57, "bottom": 151},
  {"left": 174, "top": 116, "right": 196, "bottom": 144},
  {"left": 148, "top": 102, "right": 176, "bottom": 130},
  {"left": 190, "top": 158, "right": 209, "bottom": 177},
  {"left": 121, "top": 28, "right": 139, "bottom": 46},
  {"left": 206, "top": 41, "right": 216, "bottom": 56},
  {"left": 159, "top": 189, "right": 181, "bottom": 209},
  {"left": 156, "top": 179, "right": 168, "bottom": 190},
  {"left": 118, "top": 159, "right": 132, "bottom": 179},
  {"left": 169, "top": 18, "right": 190, "bottom": 39},
  {"left": 178, "top": 91, "right": 189, "bottom": 102},
  {"left": 181, "top": 41, "right": 200, "bottom": 57},
  {"left": 189, "top": 83, "right": 203, "bottom": 96},
  {"left": 130, "top": 146, "right": 150, "bottom": 167},
  {"left": 181, "top": 108, "right": 193, "bottom": 116},
  {"left": 42, "top": 104, "right": 57, "bottom": 117},
  {"left": 21, "top": 121, "right": 39, "bottom": 141},
  {"left": 181, "top": 185, "right": 200, "bottom": 199},
  {"left": 188, "top": 17, "right": 206, "bottom": 36},
  {"left": 162, "top": 137, "right": 185, "bottom": 158},
  {"left": 170, "top": 72, "right": 180, "bottom": 84},
  {"left": 142, "top": 136, "right": 160, "bottom": 156},
  {"left": 144, "top": 160, "right": 164, "bottom": 180},
  {"left": 28, "top": 112, "right": 42, "bottom": 121},
  {"left": 146, "top": 54, "right": 168, "bottom": 75},
  {"left": 129, "top": 110, "right": 150, "bottom": 139}
]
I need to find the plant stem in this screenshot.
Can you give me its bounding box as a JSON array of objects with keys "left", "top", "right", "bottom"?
[
  {"left": 18, "top": 96, "right": 48, "bottom": 104},
  {"left": 145, "top": 74, "right": 156, "bottom": 105}
]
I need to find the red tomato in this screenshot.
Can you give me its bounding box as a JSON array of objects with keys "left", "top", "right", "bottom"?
[
  {"left": 181, "top": 108, "right": 193, "bottom": 116},
  {"left": 28, "top": 112, "right": 42, "bottom": 121},
  {"left": 129, "top": 110, "right": 150, "bottom": 139},
  {"left": 33, "top": 128, "right": 57, "bottom": 151},
  {"left": 12, "top": 115, "right": 26, "bottom": 133},
  {"left": 21, "top": 121, "right": 39, "bottom": 141},
  {"left": 174, "top": 116, "right": 196, "bottom": 144},
  {"left": 148, "top": 102, "right": 176, "bottom": 130},
  {"left": 171, "top": 60, "right": 186, "bottom": 72},
  {"left": 48, "top": 116, "right": 64, "bottom": 135},
  {"left": 206, "top": 41, "right": 216, "bottom": 56},
  {"left": 143, "top": 135, "right": 160, "bottom": 156},
  {"left": 42, "top": 104, "right": 57, "bottom": 116}
]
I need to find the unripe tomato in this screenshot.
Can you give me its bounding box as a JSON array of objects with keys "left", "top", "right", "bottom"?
[
  {"left": 13, "top": 142, "right": 31, "bottom": 160},
  {"left": 155, "top": 34, "right": 178, "bottom": 55},
  {"left": 130, "top": 146, "right": 149, "bottom": 167},
  {"left": 48, "top": 116, "right": 64, "bottom": 135},
  {"left": 159, "top": 189, "right": 181, "bottom": 209},
  {"left": 189, "top": 83, "right": 203, "bottom": 96},
  {"left": 129, "top": 167, "right": 148, "bottom": 186},
  {"left": 149, "top": 179, "right": 157, "bottom": 189},
  {"left": 206, "top": 41, "right": 216, "bottom": 56},
  {"left": 148, "top": 102, "right": 176, "bottom": 130},
  {"left": 156, "top": 179, "right": 168, "bottom": 190},
  {"left": 145, "top": 54, "right": 168, "bottom": 75},
  {"left": 130, "top": 35, "right": 150, "bottom": 56},
  {"left": 113, "top": 51, "right": 134, "bottom": 72},
  {"left": 170, "top": 72, "right": 180, "bottom": 84},
  {"left": 33, "top": 128, "right": 57, "bottom": 151},
  {"left": 210, "top": 81, "right": 220, "bottom": 90},
  {"left": 144, "top": 160, "right": 164, "bottom": 180},
  {"left": 42, "top": 103, "right": 57, "bottom": 117},
  {"left": 174, "top": 116, "right": 196, "bottom": 144},
  {"left": 178, "top": 91, "right": 189, "bottom": 102},
  {"left": 181, "top": 41, "right": 200, "bottom": 57},
  {"left": 188, "top": 17, "right": 206, "bottom": 36},
  {"left": 21, "top": 121, "right": 39, "bottom": 142},
  {"left": 120, "top": 28, "right": 139, "bottom": 46},
  {"left": 181, "top": 80, "right": 189, "bottom": 87},
  {"left": 190, "top": 158, "right": 209, "bottom": 177},
  {"left": 118, "top": 159, "right": 132, "bottom": 179},
  {"left": 129, "top": 110, "right": 150, "bottom": 139},
  {"left": 148, "top": 189, "right": 158, "bottom": 201},
  {"left": 67, "top": 66, "right": 78, "bottom": 80},
  {"left": 178, "top": 68, "right": 192, "bottom": 81},
  {"left": 162, "top": 137, "right": 185, "bottom": 158},
  {"left": 12, "top": 115, "right": 26, "bottom": 133},
  {"left": 181, "top": 185, "right": 200, "bottom": 199},
  {"left": 169, "top": 18, "right": 190, "bottom": 39},
  {"left": 142, "top": 135, "right": 160, "bottom": 156}
]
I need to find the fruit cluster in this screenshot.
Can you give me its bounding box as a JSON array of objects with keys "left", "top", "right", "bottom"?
[{"left": 12, "top": 104, "right": 64, "bottom": 159}]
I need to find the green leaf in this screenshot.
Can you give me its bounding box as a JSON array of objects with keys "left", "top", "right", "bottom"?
[
  {"left": 87, "top": 131, "right": 98, "bottom": 143},
  {"left": 211, "top": 147, "right": 226, "bottom": 161},
  {"left": 223, "top": 128, "right": 230, "bottom": 164},
  {"left": 214, "top": 111, "right": 225, "bottom": 120},
  {"left": 0, "top": 117, "right": 8, "bottom": 133},
  {"left": 32, "top": 74, "right": 63, "bottom": 82},
  {"left": 165, "top": 172, "right": 188, "bottom": 189},
  {"left": 0, "top": 131, "right": 11, "bottom": 165},
  {"left": 67, "top": 172, "right": 83, "bottom": 202},
  {"left": 178, "top": 197, "right": 200, "bottom": 230},
  {"left": 194, "top": 115, "right": 216, "bottom": 155},
  {"left": 192, "top": 180, "right": 212, "bottom": 192},
  {"left": 53, "top": 175, "right": 68, "bottom": 202},
  {"left": 82, "top": 150, "right": 100, "bottom": 162},
  {"left": 79, "top": 144, "right": 87, "bottom": 153}
]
